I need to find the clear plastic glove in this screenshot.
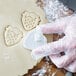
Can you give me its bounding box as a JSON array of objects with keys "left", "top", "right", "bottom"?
[{"left": 31, "top": 14, "right": 76, "bottom": 72}]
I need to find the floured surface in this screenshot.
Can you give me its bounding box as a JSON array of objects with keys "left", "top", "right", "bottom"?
[{"left": 0, "top": 0, "right": 52, "bottom": 76}]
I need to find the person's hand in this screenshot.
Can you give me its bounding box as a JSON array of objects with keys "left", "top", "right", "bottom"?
[{"left": 31, "top": 14, "right": 76, "bottom": 72}]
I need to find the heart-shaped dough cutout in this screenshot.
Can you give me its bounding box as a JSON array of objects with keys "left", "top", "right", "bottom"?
[
  {"left": 4, "top": 25, "right": 23, "bottom": 46},
  {"left": 21, "top": 11, "right": 41, "bottom": 31}
]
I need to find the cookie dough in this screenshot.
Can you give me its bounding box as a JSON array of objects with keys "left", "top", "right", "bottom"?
[{"left": 0, "top": 0, "right": 48, "bottom": 76}]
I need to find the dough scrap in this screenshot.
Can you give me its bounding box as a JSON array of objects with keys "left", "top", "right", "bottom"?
[
  {"left": 4, "top": 25, "right": 23, "bottom": 46},
  {"left": 21, "top": 11, "right": 41, "bottom": 31}
]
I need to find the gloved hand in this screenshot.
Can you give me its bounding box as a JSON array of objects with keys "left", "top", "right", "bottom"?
[{"left": 31, "top": 14, "right": 76, "bottom": 72}]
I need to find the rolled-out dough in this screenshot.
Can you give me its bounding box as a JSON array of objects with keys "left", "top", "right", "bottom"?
[{"left": 0, "top": 0, "right": 53, "bottom": 76}]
